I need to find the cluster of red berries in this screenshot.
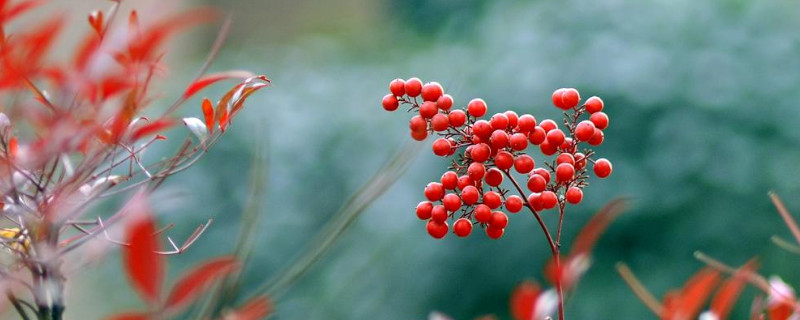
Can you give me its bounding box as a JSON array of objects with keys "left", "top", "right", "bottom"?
[{"left": 382, "top": 78, "right": 613, "bottom": 239}]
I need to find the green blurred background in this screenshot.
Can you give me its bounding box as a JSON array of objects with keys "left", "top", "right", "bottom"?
[{"left": 56, "top": 0, "right": 800, "bottom": 319}]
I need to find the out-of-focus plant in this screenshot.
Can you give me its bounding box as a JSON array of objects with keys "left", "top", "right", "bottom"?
[
  {"left": 0, "top": 0, "right": 270, "bottom": 319},
  {"left": 380, "top": 77, "right": 617, "bottom": 319}
]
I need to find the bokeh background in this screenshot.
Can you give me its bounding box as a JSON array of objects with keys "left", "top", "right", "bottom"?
[{"left": 36, "top": 0, "right": 800, "bottom": 319}]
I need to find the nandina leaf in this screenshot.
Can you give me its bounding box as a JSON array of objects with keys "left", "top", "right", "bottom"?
[
  {"left": 88, "top": 10, "right": 103, "bottom": 36},
  {"left": 510, "top": 280, "right": 540, "bottom": 320},
  {"left": 127, "top": 8, "right": 216, "bottom": 63},
  {"left": 202, "top": 98, "right": 214, "bottom": 133},
  {"left": 677, "top": 267, "right": 721, "bottom": 318},
  {"left": 131, "top": 119, "right": 176, "bottom": 141},
  {"left": 73, "top": 33, "right": 101, "bottom": 70},
  {"left": 105, "top": 312, "right": 150, "bottom": 320},
  {"left": 183, "top": 70, "right": 253, "bottom": 99},
  {"left": 123, "top": 201, "right": 163, "bottom": 305},
  {"left": 229, "top": 82, "right": 270, "bottom": 118},
  {"left": 215, "top": 82, "right": 245, "bottom": 132},
  {"left": 164, "top": 256, "right": 238, "bottom": 310},
  {"left": 710, "top": 259, "right": 757, "bottom": 319},
  {"left": 223, "top": 296, "right": 273, "bottom": 320},
  {"left": 8, "top": 136, "right": 17, "bottom": 158},
  {"left": 0, "top": 0, "right": 43, "bottom": 24},
  {"left": 569, "top": 198, "right": 627, "bottom": 256}
]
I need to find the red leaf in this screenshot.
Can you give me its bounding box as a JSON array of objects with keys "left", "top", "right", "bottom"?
[
  {"left": 183, "top": 70, "right": 253, "bottom": 99},
  {"left": 202, "top": 98, "right": 214, "bottom": 133},
  {"left": 677, "top": 267, "right": 721, "bottom": 319},
  {"left": 123, "top": 198, "right": 163, "bottom": 305},
  {"left": 131, "top": 119, "right": 176, "bottom": 141},
  {"left": 88, "top": 10, "right": 103, "bottom": 36},
  {"left": 569, "top": 199, "right": 627, "bottom": 257},
  {"left": 222, "top": 296, "right": 273, "bottom": 320},
  {"left": 710, "top": 259, "right": 758, "bottom": 319},
  {"left": 165, "top": 256, "right": 239, "bottom": 311},
  {"left": 510, "top": 280, "right": 540, "bottom": 320},
  {"left": 105, "top": 312, "right": 150, "bottom": 320},
  {"left": 0, "top": 0, "right": 43, "bottom": 24}
]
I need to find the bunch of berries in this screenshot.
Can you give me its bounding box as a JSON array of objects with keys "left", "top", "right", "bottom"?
[{"left": 382, "top": 78, "right": 613, "bottom": 239}]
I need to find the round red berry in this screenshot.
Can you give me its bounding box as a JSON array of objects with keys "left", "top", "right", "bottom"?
[
  {"left": 528, "top": 127, "right": 546, "bottom": 145},
  {"left": 540, "top": 191, "right": 558, "bottom": 209},
  {"left": 472, "top": 120, "right": 493, "bottom": 139},
  {"left": 514, "top": 155, "right": 535, "bottom": 174},
  {"left": 575, "top": 120, "right": 596, "bottom": 141},
  {"left": 486, "top": 227, "right": 504, "bottom": 239},
  {"left": 505, "top": 195, "right": 523, "bottom": 213},
  {"left": 490, "top": 113, "right": 509, "bottom": 130},
  {"left": 468, "top": 162, "right": 486, "bottom": 181},
  {"left": 490, "top": 211, "right": 509, "bottom": 229},
  {"left": 409, "top": 115, "right": 427, "bottom": 133},
  {"left": 516, "top": 114, "right": 537, "bottom": 132},
  {"left": 505, "top": 111, "right": 519, "bottom": 129},
  {"left": 585, "top": 96, "right": 604, "bottom": 113},
  {"left": 467, "top": 98, "right": 488, "bottom": 117},
  {"left": 594, "top": 158, "right": 612, "bottom": 178},
  {"left": 405, "top": 77, "right": 423, "bottom": 97},
  {"left": 560, "top": 137, "right": 575, "bottom": 153},
  {"left": 560, "top": 88, "right": 581, "bottom": 109},
  {"left": 483, "top": 191, "right": 502, "bottom": 209},
  {"left": 443, "top": 193, "right": 462, "bottom": 212},
  {"left": 528, "top": 192, "right": 543, "bottom": 211},
  {"left": 441, "top": 171, "right": 458, "bottom": 189},
  {"left": 539, "top": 140, "right": 558, "bottom": 156},
  {"left": 539, "top": 119, "right": 558, "bottom": 132},
  {"left": 382, "top": 94, "right": 399, "bottom": 111},
  {"left": 419, "top": 101, "right": 438, "bottom": 118},
  {"left": 494, "top": 151, "right": 514, "bottom": 170},
  {"left": 590, "top": 112, "right": 609, "bottom": 130},
  {"left": 556, "top": 153, "right": 575, "bottom": 166},
  {"left": 389, "top": 78, "right": 405, "bottom": 96},
  {"left": 566, "top": 187, "right": 583, "bottom": 204},
  {"left": 416, "top": 201, "right": 433, "bottom": 220},
  {"left": 431, "top": 205, "right": 448, "bottom": 222},
  {"left": 432, "top": 138, "right": 451, "bottom": 156},
  {"left": 485, "top": 168, "right": 504, "bottom": 187},
  {"left": 552, "top": 88, "right": 567, "bottom": 109},
  {"left": 453, "top": 218, "right": 473, "bottom": 237},
  {"left": 546, "top": 129, "right": 565, "bottom": 146},
  {"left": 470, "top": 143, "right": 491, "bottom": 162},
  {"left": 588, "top": 128, "right": 604, "bottom": 146},
  {"left": 509, "top": 133, "right": 528, "bottom": 151},
  {"left": 461, "top": 185, "right": 479, "bottom": 204},
  {"left": 421, "top": 82, "right": 444, "bottom": 102},
  {"left": 574, "top": 153, "right": 587, "bottom": 170},
  {"left": 556, "top": 163, "right": 575, "bottom": 183},
  {"left": 490, "top": 130, "right": 509, "bottom": 149},
  {"left": 527, "top": 174, "right": 547, "bottom": 193},
  {"left": 427, "top": 220, "right": 448, "bottom": 239},
  {"left": 431, "top": 114, "right": 449, "bottom": 131},
  {"left": 474, "top": 204, "right": 492, "bottom": 223},
  {"left": 410, "top": 129, "right": 428, "bottom": 141},
  {"left": 437, "top": 94, "right": 454, "bottom": 110},
  {"left": 424, "top": 182, "right": 445, "bottom": 201},
  {"left": 533, "top": 168, "right": 551, "bottom": 183},
  {"left": 448, "top": 110, "right": 466, "bottom": 127}
]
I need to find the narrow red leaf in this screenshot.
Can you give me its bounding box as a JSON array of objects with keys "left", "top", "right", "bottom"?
[
  {"left": 202, "top": 98, "right": 214, "bottom": 133},
  {"left": 131, "top": 119, "right": 176, "bottom": 141},
  {"left": 0, "top": 0, "right": 43, "bottom": 24},
  {"left": 88, "top": 10, "right": 103, "bottom": 36},
  {"left": 569, "top": 198, "right": 628, "bottom": 256},
  {"left": 711, "top": 259, "right": 758, "bottom": 319},
  {"left": 123, "top": 198, "right": 163, "bottom": 305},
  {"left": 8, "top": 136, "right": 17, "bottom": 159},
  {"left": 183, "top": 70, "right": 253, "bottom": 99},
  {"left": 678, "top": 267, "right": 721, "bottom": 318},
  {"left": 510, "top": 280, "right": 540, "bottom": 320},
  {"left": 165, "top": 256, "right": 239, "bottom": 311},
  {"left": 105, "top": 312, "right": 150, "bottom": 320},
  {"left": 222, "top": 296, "right": 273, "bottom": 320}
]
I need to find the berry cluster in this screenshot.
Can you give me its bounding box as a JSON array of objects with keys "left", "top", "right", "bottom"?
[{"left": 382, "top": 78, "right": 613, "bottom": 239}]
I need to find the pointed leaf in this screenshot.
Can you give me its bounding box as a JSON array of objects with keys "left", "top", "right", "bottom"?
[
  {"left": 123, "top": 198, "right": 163, "bottom": 305},
  {"left": 182, "top": 117, "right": 208, "bottom": 141},
  {"left": 570, "top": 198, "right": 628, "bottom": 256},
  {"left": 711, "top": 259, "right": 758, "bottom": 319},
  {"left": 131, "top": 119, "right": 175, "bottom": 141},
  {"left": 165, "top": 256, "right": 239, "bottom": 310},
  {"left": 202, "top": 98, "right": 214, "bottom": 133},
  {"left": 510, "top": 280, "right": 540, "bottom": 320},
  {"left": 678, "top": 267, "right": 721, "bottom": 318},
  {"left": 183, "top": 70, "right": 253, "bottom": 99}
]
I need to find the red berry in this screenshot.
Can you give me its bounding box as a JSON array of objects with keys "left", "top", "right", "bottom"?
[
  {"left": 489, "top": 130, "right": 509, "bottom": 149},
  {"left": 588, "top": 128, "right": 604, "bottom": 146},
  {"left": 486, "top": 227, "right": 504, "bottom": 239},
  {"left": 552, "top": 88, "right": 567, "bottom": 109},
  {"left": 527, "top": 174, "right": 547, "bottom": 193},
  {"left": 461, "top": 185, "right": 480, "bottom": 204},
  {"left": 453, "top": 218, "right": 473, "bottom": 237},
  {"left": 516, "top": 114, "right": 537, "bottom": 132},
  {"left": 560, "top": 137, "right": 575, "bottom": 153},
  {"left": 509, "top": 133, "right": 528, "bottom": 151},
  {"left": 590, "top": 112, "right": 609, "bottom": 130},
  {"left": 474, "top": 204, "right": 492, "bottom": 223},
  {"left": 504, "top": 111, "right": 519, "bottom": 129},
  {"left": 514, "top": 154, "right": 535, "bottom": 174},
  {"left": 468, "top": 162, "right": 486, "bottom": 181},
  {"left": 441, "top": 171, "right": 458, "bottom": 189},
  {"left": 490, "top": 113, "right": 509, "bottom": 130},
  {"left": 405, "top": 77, "right": 423, "bottom": 97},
  {"left": 528, "top": 126, "right": 546, "bottom": 145},
  {"left": 409, "top": 115, "right": 427, "bottom": 133},
  {"left": 483, "top": 191, "right": 502, "bottom": 209},
  {"left": 539, "top": 119, "right": 557, "bottom": 132},
  {"left": 382, "top": 94, "right": 399, "bottom": 111},
  {"left": 574, "top": 153, "right": 587, "bottom": 170},
  {"left": 448, "top": 110, "right": 467, "bottom": 127},
  {"left": 539, "top": 140, "right": 558, "bottom": 156},
  {"left": 494, "top": 151, "right": 514, "bottom": 170},
  {"left": 546, "top": 129, "right": 565, "bottom": 146},
  {"left": 419, "top": 101, "right": 438, "bottom": 118},
  {"left": 490, "top": 211, "right": 509, "bottom": 228},
  {"left": 389, "top": 78, "right": 405, "bottom": 96},
  {"left": 485, "top": 168, "right": 504, "bottom": 187},
  {"left": 585, "top": 96, "right": 604, "bottom": 113},
  {"left": 443, "top": 193, "right": 462, "bottom": 212},
  {"left": 560, "top": 88, "right": 581, "bottom": 109},
  {"left": 458, "top": 175, "right": 473, "bottom": 190},
  {"left": 437, "top": 94, "right": 454, "bottom": 110},
  {"left": 566, "top": 187, "right": 583, "bottom": 204},
  {"left": 467, "top": 98, "right": 488, "bottom": 117},
  {"left": 540, "top": 191, "right": 558, "bottom": 209},
  {"left": 594, "top": 158, "right": 612, "bottom": 178},
  {"left": 447, "top": 139, "right": 457, "bottom": 156},
  {"left": 421, "top": 82, "right": 444, "bottom": 102},
  {"left": 472, "top": 120, "right": 493, "bottom": 139},
  {"left": 528, "top": 193, "right": 543, "bottom": 211},
  {"left": 574, "top": 120, "right": 596, "bottom": 141},
  {"left": 556, "top": 153, "right": 575, "bottom": 166},
  {"left": 431, "top": 113, "right": 450, "bottom": 131},
  {"left": 505, "top": 195, "right": 523, "bottom": 213},
  {"left": 416, "top": 201, "right": 433, "bottom": 220},
  {"left": 431, "top": 205, "right": 448, "bottom": 222},
  {"left": 432, "top": 138, "right": 451, "bottom": 156},
  {"left": 470, "top": 143, "right": 491, "bottom": 162},
  {"left": 533, "top": 168, "right": 551, "bottom": 183},
  {"left": 410, "top": 129, "right": 428, "bottom": 141},
  {"left": 424, "top": 182, "right": 445, "bottom": 201},
  {"left": 427, "top": 220, "right": 448, "bottom": 239},
  {"left": 556, "top": 163, "right": 575, "bottom": 183}
]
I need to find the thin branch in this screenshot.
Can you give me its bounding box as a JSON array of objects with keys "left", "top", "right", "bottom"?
[
  {"left": 615, "top": 262, "right": 664, "bottom": 316},
  {"left": 769, "top": 192, "right": 800, "bottom": 248}
]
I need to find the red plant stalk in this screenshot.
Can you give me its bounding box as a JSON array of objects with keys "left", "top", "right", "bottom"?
[{"left": 382, "top": 78, "right": 613, "bottom": 319}]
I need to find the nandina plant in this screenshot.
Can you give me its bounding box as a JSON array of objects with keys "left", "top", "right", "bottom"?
[
  {"left": 381, "top": 78, "right": 614, "bottom": 319},
  {"left": 0, "top": 1, "right": 269, "bottom": 319}
]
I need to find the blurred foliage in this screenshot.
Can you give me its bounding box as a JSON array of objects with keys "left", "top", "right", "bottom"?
[{"left": 60, "top": 0, "right": 800, "bottom": 319}]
